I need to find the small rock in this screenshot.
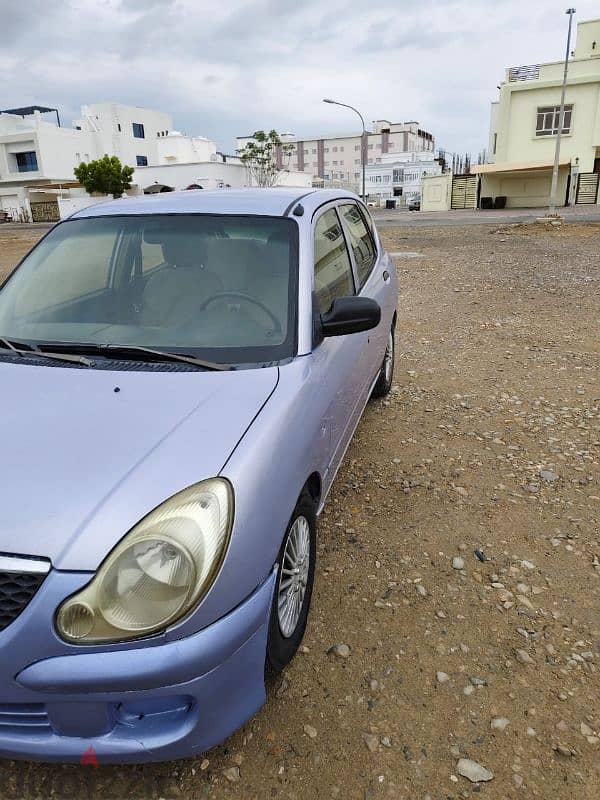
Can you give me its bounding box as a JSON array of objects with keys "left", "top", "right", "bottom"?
[
  {"left": 363, "top": 733, "right": 379, "bottom": 752},
  {"left": 540, "top": 469, "right": 559, "bottom": 483},
  {"left": 223, "top": 767, "right": 240, "bottom": 783},
  {"left": 554, "top": 744, "right": 573, "bottom": 758},
  {"left": 452, "top": 556, "right": 465, "bottom": 570},
  {"left": 416, "top": 583, "right": 427, "bottom": 596},
  {"left": 200, "top": 759, "right": 210, "bottom": 771},
  {"left": 513, "top": 774, "right": 524, "bottom": 788},
  {"left": 456, "top": 758, "right": 494, "bottom": 783},
  {"left": 463, "top": 685, "right": 475, "bottom": 696},
  {"left": 436, "top": 671, "right": 450, "bottom": 683},
  {"left": 491, "top": 717, "right": 510, "bottom": 731},
  {"left": 514, "top": 649, "right": 534, "bottom": 665},
  {"left": 580, "top": 722, "right": 594, "bottom": 737},
  {"left": 303, "top": 724, "right": 318, "bottom": 739},
  {"left": 470, "top": 676, "right": 487, "bottom": 686},
  {"left": 328, "top": 643, "right": 351, "bottom": 659}
]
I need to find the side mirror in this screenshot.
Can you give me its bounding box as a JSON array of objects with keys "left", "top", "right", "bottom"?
[{"left": 320, "top": 296, "right": 381, "bottom": 338}]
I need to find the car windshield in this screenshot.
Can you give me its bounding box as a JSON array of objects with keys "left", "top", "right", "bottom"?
[{"left": 0, "top": 214, "right": 298, "bottom": 366}]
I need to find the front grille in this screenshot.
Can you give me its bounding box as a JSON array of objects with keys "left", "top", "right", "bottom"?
[
  {"left": 0, "top": 703, "right": 50, "bottom": 733},
  {"left": 0, "top": 570, "right": 47, "bottom": 633}
]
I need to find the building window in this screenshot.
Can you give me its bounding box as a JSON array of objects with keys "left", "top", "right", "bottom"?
[
  {"left": 368, "top": 143, "right": 373, "bottom": 150},
  {"left": 393, "top": 168, "right": 404, "bottom": 182},
  {"left": 332, "top": 146, "right": 338, "bottom": 152},
  {"left": 383, "top": 175, "right": 390, "bottom": 182},
  {"left": 493, "top": 133, "right": 497, "bottom": 154},
  {"left": 324, "top": 148, "right": 329, "bottom": 153},
  {"left": 132, "top": 122, "right": 145, "bottom": 139},
  {"left": 136, "top": 155, "right": 148, "bottom": 166},
  {"left": 312, "top": 148, "right": 316, "bottom": 154},
  {"left": 15, "top": 151, "right": 38, "bottom": 172},
  {"left": 117, "top": 123, "right": 121, "bottom": 132},
  {"left": 536, "top": 105, "right": 573, "bottom": 136},
  {"left": 355, "top": 145, "right": 360, "bottom": 151},
  {"left": 340, "top": 146, "right": 344, "bottom": 152}
]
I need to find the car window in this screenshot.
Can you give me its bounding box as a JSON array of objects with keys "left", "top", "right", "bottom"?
[
  {"left": 0, "top": 214, "right": 297, "bottom": 366},
  {"left": 313, "top": 208, "right": 355, "bottom": 314},
  {"left": 338, "top": 203, "right": 377, "bottom": 288},
  {"left": 12, "top": 223, "right": 115, "bottom": 315}
]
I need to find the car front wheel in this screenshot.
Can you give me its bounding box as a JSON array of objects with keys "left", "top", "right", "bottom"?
[
  {"left": 266, "top": 491, "right": 316, "bottom": 674},
  {"left": 371, "top": 325, "right": 395, "bottom": 398}
]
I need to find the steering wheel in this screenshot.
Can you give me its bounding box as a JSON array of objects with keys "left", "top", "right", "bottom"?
[{"left": 199, "top": 292, "right": 282, "bottom": 334}]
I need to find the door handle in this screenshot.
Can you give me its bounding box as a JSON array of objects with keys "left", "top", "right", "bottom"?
[{"left": 383, "top": 270, "right": 391, "bottom": 283}]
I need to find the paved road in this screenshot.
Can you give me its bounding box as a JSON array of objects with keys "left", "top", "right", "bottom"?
[{"left": 372, "top": 205, "right": 600, "bottom": 227}]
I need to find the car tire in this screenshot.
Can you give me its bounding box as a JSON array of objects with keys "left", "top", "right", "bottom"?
[
  {"left": 371, "top": 325, "right": 395, "bottom": 399},
  {"left": 266, "top": 491, "right": 317, "bottom": 674}
]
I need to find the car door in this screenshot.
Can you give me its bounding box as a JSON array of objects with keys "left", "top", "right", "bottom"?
[
  {"left": 311, "top": 205, "right": 367, "bottom": 488},
  {"left": 338, "top": 202, "right": 391, "bottom": 389}
]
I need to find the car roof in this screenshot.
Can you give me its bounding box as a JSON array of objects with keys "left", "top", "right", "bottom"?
[{"left": 70, "top": 188, "right": 362, "bottom": 220}]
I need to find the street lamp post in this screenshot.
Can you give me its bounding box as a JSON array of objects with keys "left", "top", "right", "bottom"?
[
  {"left": 549, "top": 8, "right": 576, "bottom": 215},
  {"left": 323, "top": 98, "right": 367, "bottom": 201}
]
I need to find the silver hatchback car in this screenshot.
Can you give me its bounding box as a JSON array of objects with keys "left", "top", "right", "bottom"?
[{"left": 0, "top": 188, "right": 397, "bottom": 763}]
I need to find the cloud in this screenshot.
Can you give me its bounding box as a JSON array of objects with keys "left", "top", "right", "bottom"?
[{"left": 1, "top": 0, "right": 599, "bottom": 157}]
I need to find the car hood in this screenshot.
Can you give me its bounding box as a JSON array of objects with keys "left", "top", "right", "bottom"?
[{"left": 0, "top": 361, "right": 278, "bottom": 570}]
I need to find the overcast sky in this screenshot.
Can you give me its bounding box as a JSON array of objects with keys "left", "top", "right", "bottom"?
[{"left": 2, "top": 0, "right": 598, "bottom": 156}]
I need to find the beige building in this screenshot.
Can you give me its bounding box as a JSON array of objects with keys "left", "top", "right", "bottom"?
[
  {"left": 237, "top": 121, "right": 435, "bottom": 190},
  {"left": 473, "top": 18, "right": 600, "bottom": 208}
]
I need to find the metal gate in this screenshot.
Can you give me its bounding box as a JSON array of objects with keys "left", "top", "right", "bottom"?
[
  {"left": 575, "top": 173, "right": 599, "bottom": 205},
  {"left": 451, "top": 174, "right": 478, "bottom": 209},
  {"left": 30, "top": 201, "right": 60, "bottom": 222}
]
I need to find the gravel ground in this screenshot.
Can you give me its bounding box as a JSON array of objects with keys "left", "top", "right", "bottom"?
[{"left": 0, "top": 222, "right": 599, "bottom": 799}]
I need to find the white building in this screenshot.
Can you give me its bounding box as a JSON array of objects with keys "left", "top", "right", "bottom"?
[
  {"left": 237, "top": 120, "right": 435, "bottom": 191},
  {"left": 0, "top": 102, "right": 172, "bottom": 218},
  {"left": 156, "top": 130, "right": 217, "bottom": 165},
  {"left": 365, "top": 151, "right": 443, "bottom": 205},
  {"left": 132, "top": 159, "right": 312, "bottom": 195},
  {"left": 473, "top": 17, "right": 600, "bottom": 208}
]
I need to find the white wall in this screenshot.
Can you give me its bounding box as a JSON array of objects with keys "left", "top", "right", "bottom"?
[
  {"left": 133, "top": 162, "right": 312, "bottom": 193},
  {"left": 75, "top": 103, "right": 173, "bottom": 168},
  {"left": 157, "top": 133, "right": 217, "bottom": 165},
  {"left": 421, "top": 173, "right": 452, "bottom": 212}
]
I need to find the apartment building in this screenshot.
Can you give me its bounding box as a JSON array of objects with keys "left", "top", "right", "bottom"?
[
  {"left": 237, "top": 120, "right": 435, "bottom": 190},
  {"left": 0, "top": 103, "right": 172, "bottom": 218},
  {"left": 365, "top": 150, "right": 443, "bottom": 204},
  {"left": 473, "top": 17, "right": 600, "bottom": 208}
]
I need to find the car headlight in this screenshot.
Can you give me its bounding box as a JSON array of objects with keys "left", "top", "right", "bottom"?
[{"left": 56, "top": 479, "right": 233, "bottom": 644}]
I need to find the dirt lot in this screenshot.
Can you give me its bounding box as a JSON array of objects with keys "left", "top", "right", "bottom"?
[{"left": 0, "top": 222, "right": 599, "bottom": 799}]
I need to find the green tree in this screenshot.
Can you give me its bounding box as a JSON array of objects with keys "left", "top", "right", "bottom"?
[
  {"left": 238, "top": 130, "right": 294, "bottom": 187},
  {"left": 74, "top": 155, "right": 134, "bottom": 198}
]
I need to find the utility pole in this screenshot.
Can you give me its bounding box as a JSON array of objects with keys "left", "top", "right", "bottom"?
[
  {"left": 549, "top": 8, "right": 576, "bottom": 215},
  {"left": 323, "top": 98, "right": 367, "bottom": 201}
]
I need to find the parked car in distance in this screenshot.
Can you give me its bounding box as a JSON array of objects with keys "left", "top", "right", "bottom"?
[
  {"left": 0, "top": 188, "right": 397, "bottom": 763},
  {"left": 408, "top": 197, "right": 421, "bottom": 211}
]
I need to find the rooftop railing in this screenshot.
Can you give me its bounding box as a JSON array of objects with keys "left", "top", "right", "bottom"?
[{"left": 508, "top": 64, "right": 541, "bottom": 82}]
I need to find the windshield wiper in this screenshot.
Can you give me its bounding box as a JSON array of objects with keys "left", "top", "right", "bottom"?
[
  {"left": 0, "top": 337, "right": 94, "bottom": 367},
  {"left": 48, "top": 343, "right": 232, "bottom": 371}
]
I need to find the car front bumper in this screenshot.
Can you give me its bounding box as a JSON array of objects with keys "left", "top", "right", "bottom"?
[{"left": 0, "top": 569, "right": 276, "bottom": 764}]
